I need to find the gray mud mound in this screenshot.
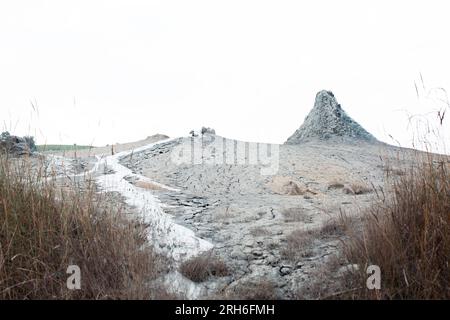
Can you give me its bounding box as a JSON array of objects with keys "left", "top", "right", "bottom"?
[{"left": 285, "top": 90, "right": 377, "bottom": 144}]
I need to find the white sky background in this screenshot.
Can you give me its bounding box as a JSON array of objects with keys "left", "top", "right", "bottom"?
[{"left": 0, "top": 0, "right": 449, "bottom": 153}]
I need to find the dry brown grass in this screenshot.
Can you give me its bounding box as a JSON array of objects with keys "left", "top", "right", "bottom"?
[
  {"left": 179, "top": 251, "right": 229, "bottom": 283},
  {"left": 383, "top": 165, "right": 406, "bottom": 177},
  {"left": 342, "top": 155, "right": 450, "bottom": 299},
  {"left": 227, "top": 279, "right": 278, "bottom": 300},
  {"left": 0, "top": 154, "right": 167, "bottom": 299},
  {"left": 281, "top": 229, "right": 316, "bottom": 261},
  {"left": 294, "top": 254, "right": 345, "bottom": 300},
  {"left": 282, "top": 214, "right": 353, "bottom": 263},
  {"left": 281, "top": 207, "right": 312, "bottom": 223},
  {"left": 319, "top": 215, "right": 352, "bottom": 237}
]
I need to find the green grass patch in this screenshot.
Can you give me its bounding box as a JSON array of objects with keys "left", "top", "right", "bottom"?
[{"left": 37, "top": 144, "right": 93, "bottom": 152}]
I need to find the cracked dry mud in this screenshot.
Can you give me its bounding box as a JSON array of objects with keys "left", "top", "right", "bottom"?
[
  {"left": 118, "top": 134, "right": 418, "bottom": 298},
  {"left": 42, "top": 91, "right": 434, "bottom": 299}
]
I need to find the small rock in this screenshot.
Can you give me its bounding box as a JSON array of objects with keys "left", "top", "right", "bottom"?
[
  {"left": 230, "top": 249, "right": 247, "bottom": 260},
  {"left": 244, "top": 240, "right": 255, "bottom": 247},
  {"left": 252, "top": 250, "right": 263, "bottom": 257},
  {"left": 279, "top": 265, "right": 293, "bottom": 276},
  {"left": 265, "top": 255, "right": 279, "bottom": 266}
]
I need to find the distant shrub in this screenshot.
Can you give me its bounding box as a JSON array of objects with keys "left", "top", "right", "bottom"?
[{"left": 23, "top": 136, "right": 37, "bottom": 152}]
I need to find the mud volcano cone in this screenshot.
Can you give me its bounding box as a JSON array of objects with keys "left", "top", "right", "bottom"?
[{"left": 285, "top": 90, "right": 377, "bottom": 144}]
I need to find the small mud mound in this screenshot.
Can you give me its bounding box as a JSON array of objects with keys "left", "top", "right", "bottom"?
[
  {"left": 268, "top": 176, "right": 305, "bottom": 195},
  {"left": 134, "top": 180, "right": 165, "bottom": 190}
]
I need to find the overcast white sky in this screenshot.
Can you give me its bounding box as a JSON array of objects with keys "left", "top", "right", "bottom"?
[{"left": 0, "top": 0, "right": 449, "bottom": 152}]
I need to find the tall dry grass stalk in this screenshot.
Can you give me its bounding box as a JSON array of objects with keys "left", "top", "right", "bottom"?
[
  {"left": 341, "top": 81, "right": 449, "bottom": 300},
  {"left": 342, "top": 151, "right": 449, "bottom": 299},
  {"left": 0, "top": 154, "right": 166, "bottom": 299}
]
